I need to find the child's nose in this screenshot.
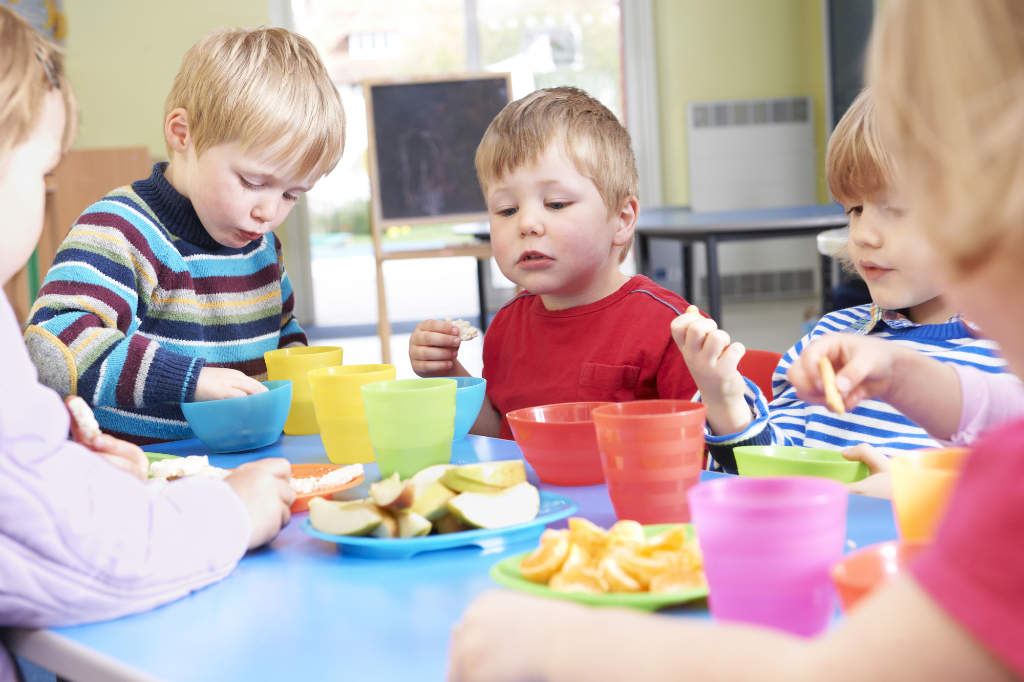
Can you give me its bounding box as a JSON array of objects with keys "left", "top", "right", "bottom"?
[
  {"left": 518, "top": 207, "right": 543, "bottom": 236},
  {"left": 251, "top": 197, "right": 279, "bottom": 224}
]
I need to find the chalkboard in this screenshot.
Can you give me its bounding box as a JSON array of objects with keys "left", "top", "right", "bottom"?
[{"left": 365, "top": 74, "right": 511, "bottom": 225}]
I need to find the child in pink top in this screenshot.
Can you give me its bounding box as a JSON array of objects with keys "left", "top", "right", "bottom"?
[
  {"left": 0, "top": 11, "right": 294, "bottom": 680},
  {"left": 447, "top": 1, "right": 1024, "bottom": 679}
]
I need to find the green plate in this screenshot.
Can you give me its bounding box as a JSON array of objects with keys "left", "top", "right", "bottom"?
[{"left": 489, "top": 524, "right": 708, "bottom": 612}]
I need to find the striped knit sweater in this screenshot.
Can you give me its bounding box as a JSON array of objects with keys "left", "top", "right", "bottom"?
[
  {"left": 705, "top": 304, "right": 1009, "bottom": 472},
  {"left": 24, "top": 163, "right": 307, "bottom": 444}
]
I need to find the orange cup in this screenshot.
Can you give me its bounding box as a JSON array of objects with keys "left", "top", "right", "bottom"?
[
  {"left": 830, "top": 540, "right": 928, "bottom": 612},
  {"left": 889, "top": 447, "right": 969, "bottom": 542},
  {"left": 592, "top": 400, "right": 707, "bottom": 523}
]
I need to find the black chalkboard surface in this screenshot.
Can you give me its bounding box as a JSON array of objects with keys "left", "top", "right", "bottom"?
[{"left": 365, "top": 74, "right": 511, "bottom": 224}]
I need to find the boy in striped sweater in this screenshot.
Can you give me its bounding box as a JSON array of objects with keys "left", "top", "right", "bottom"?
[
  {"left": 24, "top": 27, "right": 346, "bottom": 444},
  {"left": 670, "top": 88, "right": 1012, "bottom": 473}
]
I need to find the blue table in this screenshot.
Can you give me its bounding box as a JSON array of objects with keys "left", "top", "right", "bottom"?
[
  {"left": 635, "top": 203, "right": 850, "bottom": 323},
  {"left": 8, "top": 435, "right": 897, "bottom": 681}
]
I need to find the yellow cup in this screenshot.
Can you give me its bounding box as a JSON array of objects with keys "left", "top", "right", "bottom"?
[
  {"left": 308, "top": 364, "right": 396, "bottom": 464},
  {"left": 890, "top": 447, "right": 969, "bottom": 542},
  {"left": 264, "top": 346, "right": 343, "bottom": 435}
]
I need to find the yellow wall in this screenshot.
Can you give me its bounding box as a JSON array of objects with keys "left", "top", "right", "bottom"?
[
  {"left": 652, "top": 0, "right": 827, "bottom": 205},
  {"left": 64, "top": 0, "right": 272, "bottom": 159}
]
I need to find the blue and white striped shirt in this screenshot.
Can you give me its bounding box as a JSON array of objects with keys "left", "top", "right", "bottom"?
[{"left": 705, "top": 304, "right": 1007, "bottom": 471}]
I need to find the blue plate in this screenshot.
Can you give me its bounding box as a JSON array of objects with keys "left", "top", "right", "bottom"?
[{"left": 301, "top": 490, "right": 577, "bottom": 559}]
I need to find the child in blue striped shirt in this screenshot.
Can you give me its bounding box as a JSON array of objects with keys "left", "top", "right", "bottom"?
[{"left": 670, "top": 88, "right": 1010, "bottom": 473}]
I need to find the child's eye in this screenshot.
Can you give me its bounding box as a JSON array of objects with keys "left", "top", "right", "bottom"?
[
  {"left": 495, "top": 207, "right": 517, "bottom": 217},
  {"left": 239, "top": 176, "right": 263, "bottom": 190},
  {"left": 845, "top": 205, "right": 863, "bottom": 216},
  {"left": 284, "top": 192, "right": 299, "bottom": 202},
  {"left": 547, "top": 201, "right": 569, "bottom": 210}
]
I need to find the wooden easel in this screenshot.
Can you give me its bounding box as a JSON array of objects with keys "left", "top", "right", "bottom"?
[{"left": 363, "top": 74, "right": 510, "bottom": 363}]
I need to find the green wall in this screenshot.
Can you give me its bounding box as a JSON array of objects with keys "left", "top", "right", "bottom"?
[
  {"left": 652, "top": 0, "right": 827, "bottom": 205},
  {"left": 64, "top": 0, "right": 272, "bottom": 159}
]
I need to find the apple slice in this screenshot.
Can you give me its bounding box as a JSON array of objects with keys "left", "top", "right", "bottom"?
[
  {"left": 411, "top": 480, "right": 457, "bottom": 521},
  {"left": 434, "top": 513, "right": 470, "bottom": 535},
  {"left": 308, "top": 498, "right": 383, "bottom": 536},
  {"left": 396, "top": 510, "right": 432, "bottom": 538},
  {"left": 409, "top": 464, "right": 454, "bottom": 491},
  {"left": 451, "top": 461, "right": 527, "bottom": 488},
  {"left": 369, "top": 472, "right": 414, "bottom": 510},
  {"left": 447, "top": 482, "right": 540, "bottom": 529},
  {"left": 371, "top": 509, "right": 399, "bottom": 538},
  {"left": 440, "top": 470, "right": 505, "bottom": 494}
]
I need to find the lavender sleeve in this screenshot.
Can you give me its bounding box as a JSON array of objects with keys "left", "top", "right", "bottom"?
[
  {"left": 0, "top": 295, "right": 250, "bottom": 630},
  {"left": 941, "top": 364, "right": 1024, "bottom": 446}
]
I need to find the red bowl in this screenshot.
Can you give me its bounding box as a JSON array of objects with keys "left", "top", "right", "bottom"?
[
  {"left": 506, "top": 402, "right": 614, "bottom": 486},
  {"left": 830, "top": 540, "right": 928, "bottom": 612}
]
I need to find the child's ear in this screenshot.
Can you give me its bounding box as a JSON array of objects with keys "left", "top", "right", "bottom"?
[
  {"left": 612, "top": 195, "right": 639, "bottom": 246},
  {"left": 164, "top": 108, "right": 192, "bottom": 153}
]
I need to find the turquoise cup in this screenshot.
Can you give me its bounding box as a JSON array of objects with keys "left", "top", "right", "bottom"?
[{"left": 360, "top": 378, "right": 457, "bottom": 478}]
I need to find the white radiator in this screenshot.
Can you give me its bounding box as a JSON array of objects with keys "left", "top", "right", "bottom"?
[{"left": 648, "top": 96, "right": 820, "bottom": 301}]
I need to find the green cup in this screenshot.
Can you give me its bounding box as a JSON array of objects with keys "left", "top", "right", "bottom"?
[
  {"left": 733, "top": 445, "right": 869, "bottom": 483},
  {"left": 360, "top": 378, "right": 457, "bottom": 478}
]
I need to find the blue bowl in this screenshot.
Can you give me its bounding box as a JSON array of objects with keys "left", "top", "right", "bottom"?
[
  {"left": 180, "top": 380, "right": 292, "bottom": 453},
  {"left": 452, "top": 376, "right": 487, "bottom": 440}
]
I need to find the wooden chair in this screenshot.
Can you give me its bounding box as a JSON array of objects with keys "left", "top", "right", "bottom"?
[
  {"left": 3, "top": 147, "right": 152, "bottom": 323},
  {"left": 737, "top": 349, "right": 783, "bottom": 400}
]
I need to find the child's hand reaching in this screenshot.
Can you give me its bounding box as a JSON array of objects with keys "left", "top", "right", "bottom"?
[
  {"left": 842, "top": 444, "right": 893, "bottom": 498},
  {"left": 195, "top": 367, "right": 268, "bottom": 402},
  {"left": 409, "top": 319, "right": 468, "bottom": 377},
  {"left": 224, "top": 458, "right": 295, "bottom": 549},
  {"left": 66, "top": 396, "right": 149, "bottom": 481},
  {"left": 670, "top": 307, "right": 751, "bottom": 435}
]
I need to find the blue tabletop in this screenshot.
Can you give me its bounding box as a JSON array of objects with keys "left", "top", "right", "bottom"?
[{"left": 39, "top": 434, "right": 897, "bottom": 681}]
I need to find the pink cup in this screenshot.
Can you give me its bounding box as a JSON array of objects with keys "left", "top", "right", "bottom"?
[
  {"left": 592, "top": 400, "right": 707, "bottom": 523},
  {"left": 688, "top": 476, "right": 849, "bottom": 636}
]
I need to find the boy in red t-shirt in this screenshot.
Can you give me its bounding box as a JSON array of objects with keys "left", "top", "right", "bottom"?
[{"left": 409, "top": 86, "right": 699, "bottom": 438}]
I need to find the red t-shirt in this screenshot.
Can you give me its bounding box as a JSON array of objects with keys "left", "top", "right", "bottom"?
[
  {"left": 482, "top": 275, "right": 698, "bottom": 439},
  {"left": 912, "top": 417, "right": 1024, "bottom": 676}
]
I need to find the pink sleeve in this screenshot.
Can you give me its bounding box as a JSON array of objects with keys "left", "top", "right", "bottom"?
[
  {"left": 911, "top": 419, "right": 1024, "bottom": 676},
  {"left": 0, "top": 296, "right": 250, "bottom": 629},
  {"left": 943, "top": 364, "right": 1024, "bottom": 446}
]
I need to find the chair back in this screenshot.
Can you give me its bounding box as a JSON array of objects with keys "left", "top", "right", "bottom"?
[{"left": 737, "top": 349, "right": 783, "bottom": 400}]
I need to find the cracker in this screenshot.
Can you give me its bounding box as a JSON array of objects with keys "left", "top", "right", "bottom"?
[
  {"left": 65, "top": 395, "right": 101, "bottom": 441},
  {"left": 685, "top": 305, "right": 699, "bottom": 315},
  {"left": 818, "top": 356, "right": 846, "bottom": 414},
  {"left": 446, "top": 317, "right": 479, "bottom": 341}
]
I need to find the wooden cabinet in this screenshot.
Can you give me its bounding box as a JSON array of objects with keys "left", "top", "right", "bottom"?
[{"left": 3, "top": 147, "right": 152, "bottom": 324}]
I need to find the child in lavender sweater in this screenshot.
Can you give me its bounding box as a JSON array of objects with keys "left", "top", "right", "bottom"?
[{"left": 0, "top": 10, "right": 294, "bottom": 680}]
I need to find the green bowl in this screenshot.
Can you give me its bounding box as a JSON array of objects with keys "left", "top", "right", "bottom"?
[{"left": 733, "top": 445, "right": 869, "bottom": 483}]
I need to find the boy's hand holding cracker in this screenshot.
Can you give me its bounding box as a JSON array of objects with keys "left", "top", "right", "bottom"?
[
  {"left": 66, "top": 396, "right": 149, "bottom": 481},
  {"left": 409, "top": 319, "right": 475, "bottom": 377}
]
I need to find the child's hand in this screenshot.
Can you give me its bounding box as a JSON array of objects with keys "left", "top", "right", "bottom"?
[
  {"left": 786, "top": 334, "right": 905, "bottom": 410},
  {"left": 67, "top": 398, "right": 149, "bottom": 481},
  {"left": 843, "top": 444, "right": 893, "bottom": 498},
  {"left": 409, "top": 319, "right": 465, "bottom": 377},
  {"left": 195, "top": 367, "right": 268, "bottom": 402},
  {"left": 449, "top": 590, "right": 581, "bottom": 681},
  {"left": 670, "top": 308, "right": 750, "bottom": 435},
  {"left": 225, "top": 458, "right": 295, "bottom": 549},
  {"left": 83, "top": 434, "right": 149, "bottom": 481}
]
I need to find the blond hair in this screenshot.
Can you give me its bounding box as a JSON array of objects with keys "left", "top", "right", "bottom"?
[
  {"left": 0, "top": 6, "right": 76, "bottom": 160},
  {"left": 826, "top": 88, "right": 897, "bottom": 207},
  {"left": 868, "top": 0, "right": 1024, "bottom": 276},
  {"left": 475, "top": 87, "right": 638, "bottom": 261},
  {"left": 165, "top": 27, "right": 345, "bottom": 181}
]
